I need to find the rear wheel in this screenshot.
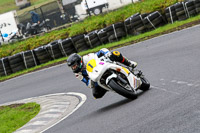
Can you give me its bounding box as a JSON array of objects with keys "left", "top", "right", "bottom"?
[
  {"left": 139, "top": 76, "right": 150, "bottom": 91},
  {"left": 108, "top": 79, "right": 137, "bottom": 100}
]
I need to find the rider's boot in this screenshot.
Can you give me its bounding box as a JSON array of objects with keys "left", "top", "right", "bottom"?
[
  {"left": 110, "top": 51, "right": 137, "bottom": 68},
  {"left": 122, "top": 57, "right": 137, "bottom": 68}
]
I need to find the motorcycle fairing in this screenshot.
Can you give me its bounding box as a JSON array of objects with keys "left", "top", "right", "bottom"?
[{"left": 86, "top": 57, "right": 142, "bottom": 91}]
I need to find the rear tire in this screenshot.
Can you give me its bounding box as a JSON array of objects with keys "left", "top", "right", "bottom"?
[
  {"left": 108, "top": 79, "right": 137, "bottom": 100},
  {"left": 139, "top": 77, "right": 150, "bottom": 91}
]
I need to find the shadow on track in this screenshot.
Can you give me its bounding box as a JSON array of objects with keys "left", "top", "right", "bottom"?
[
  {"left": 66, "top": 98, "right": 134, "bottom": 126},
  {"left": 97, "top": 98, "right": 133, "bottom": 113},
  {"left": 67, "top": 89, "right": 150, "bottom": 127},
  {"left": 91, "top": 89, "right": 149, "bottom": 113},
  {"left": 97, "top": 88, "right": 151, "bottom": 113}
]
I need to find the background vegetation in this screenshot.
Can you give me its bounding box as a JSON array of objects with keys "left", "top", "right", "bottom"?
[
  {"left": 0, "top": 0, "right": 54, "bottom": 14},
  {"left": 0, "top": 0, "right": 183, "bottom": 59}
]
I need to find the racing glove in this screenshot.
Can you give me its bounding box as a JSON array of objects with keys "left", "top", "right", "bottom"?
[{"left": 129, "top": 61, "right": 137, "bottom": 68}]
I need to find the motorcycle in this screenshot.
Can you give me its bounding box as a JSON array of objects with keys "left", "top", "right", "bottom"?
[
  {"left": 86, "top": 54, "right": 150, "bottom": 99},
  {"left": 17, "top": 19, "right": 51, "bottom": 37}
]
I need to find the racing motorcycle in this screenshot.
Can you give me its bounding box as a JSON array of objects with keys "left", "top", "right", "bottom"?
[
  {"left": 86, "top": 54, "right": 150, "bottom": 99},
  {"left": 17, "top": 19, "right": 51, "bottom": 37}
]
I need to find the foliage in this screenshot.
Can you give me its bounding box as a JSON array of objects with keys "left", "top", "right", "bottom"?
[
  {"left": 0, "top": 0, "right": 54, "bottom": 14},
  {"left": 0, "top": 102, "right": 40, "bottom": 133}
]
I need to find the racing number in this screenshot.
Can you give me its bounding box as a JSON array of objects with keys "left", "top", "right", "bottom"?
[{"left": 86, "top": 59, "right": 97, "bottom": 72}]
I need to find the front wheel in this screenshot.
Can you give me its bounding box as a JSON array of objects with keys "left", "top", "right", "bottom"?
[{"left": 108, "top": 79, "right": 137, "bottom": 100}]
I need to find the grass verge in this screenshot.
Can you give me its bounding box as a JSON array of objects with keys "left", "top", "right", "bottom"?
[
  {"left": 0, "top": 102, "right": 40, "bottom": 133},
  {"left": 0, "top": 0, "right": 55, "bottom": 14},
  {"left": 0, "top": 14, "right": 199, "bottom": 82}
]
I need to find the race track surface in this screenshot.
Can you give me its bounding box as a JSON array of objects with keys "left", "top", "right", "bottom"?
[{"left": 0, "top": 25, "right": 200, "bottom": 133}]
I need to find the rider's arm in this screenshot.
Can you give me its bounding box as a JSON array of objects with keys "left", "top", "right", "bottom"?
[
  {"left": 75, "top": 73, "right": 97, "bottom": 88},
  {"left": 36, "top": 14, "right": 40, "bottom": 24},
  {"left": 96, "top": 48, "right": 110, "bottom": 58},
  {"left": 75, "top": 73, "right": 91, "bottom": 87}
]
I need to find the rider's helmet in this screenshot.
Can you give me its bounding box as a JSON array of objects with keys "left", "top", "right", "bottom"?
[{"left": 67, "top": 53, "right": 83, "bottom": 73}]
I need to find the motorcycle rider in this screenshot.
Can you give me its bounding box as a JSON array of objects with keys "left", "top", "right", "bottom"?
[
  {"left": 26, "top": 11, "right": 41, "bottom": 35},
  {"left": 67, "top": 48, "right": 137, "bottom": 99},
  {"left": 30, "top": 11, "right": 40, "bottom": 24}
]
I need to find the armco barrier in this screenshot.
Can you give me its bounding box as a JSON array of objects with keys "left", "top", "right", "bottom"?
[{"left": 1, "top": 1, "right": 200, "bottom": 77}]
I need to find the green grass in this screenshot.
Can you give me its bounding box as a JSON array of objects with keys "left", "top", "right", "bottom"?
[
  {"left": 0, "top": 14, "right": 199, "bottom": 82},
  {"left": 0, "top": 102, "right": 40, "bottom": 133},
  {"left": 0, "top": 0, "right": 17, "bottom": 14},
  {"left": 0, "top": 0, "right": 55, "bottom": 14}
]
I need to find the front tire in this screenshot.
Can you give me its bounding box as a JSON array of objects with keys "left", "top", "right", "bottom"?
[{"left": 108, "top": 79, "right": 137, "bottom": 100}]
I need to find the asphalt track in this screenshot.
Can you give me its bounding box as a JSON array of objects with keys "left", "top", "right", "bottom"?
[{"left": 0, "top": 25, "right": 200, "bottom": 133}]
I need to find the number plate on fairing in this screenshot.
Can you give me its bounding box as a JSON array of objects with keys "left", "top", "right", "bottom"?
[{"left": 86, "top": 59, "right": 97, "bottom": 72}]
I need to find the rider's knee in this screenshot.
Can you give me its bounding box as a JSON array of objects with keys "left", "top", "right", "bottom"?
[{"left": 93, "top": 93, "right": 104, "bottom": 99}]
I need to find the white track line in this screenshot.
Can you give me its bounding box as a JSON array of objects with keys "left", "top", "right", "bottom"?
[{"left": 40, "top": 92, "right": 87, "bottom": 133}]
